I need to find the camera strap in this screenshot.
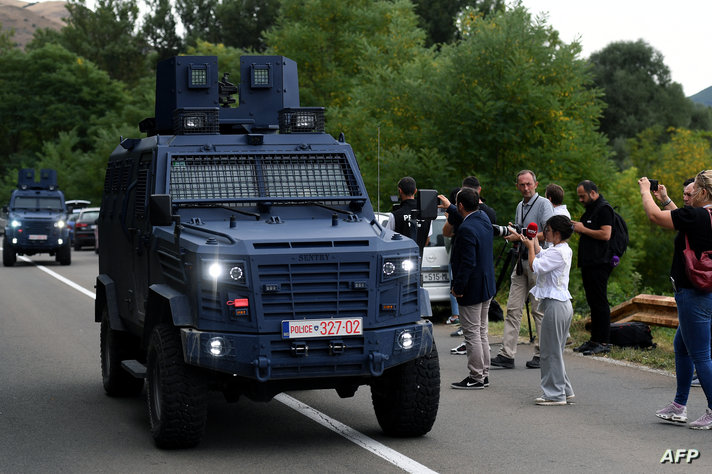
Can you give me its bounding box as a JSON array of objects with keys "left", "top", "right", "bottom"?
[{"left": 517, "top": 194, "right": 539, "bottom": 227}]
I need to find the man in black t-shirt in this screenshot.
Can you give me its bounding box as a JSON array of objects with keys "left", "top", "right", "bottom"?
[
  {"left": 572, "top": 180, "right": 615, "bottom": 355},
  {"left": 386, "top": 176, "right": 431, "bottom": 249}
]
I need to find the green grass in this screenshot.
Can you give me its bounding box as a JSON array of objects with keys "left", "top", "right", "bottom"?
[{"left": 433, "top": 303, "right": 677, "bottom": 373}]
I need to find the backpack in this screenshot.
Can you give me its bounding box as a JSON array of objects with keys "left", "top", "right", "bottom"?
[
  {"left": 607, "top": 205, "right": 629, "bottom": 259},
  {"left": 609, "top": 321, "right": 656, "bottom": 349}
]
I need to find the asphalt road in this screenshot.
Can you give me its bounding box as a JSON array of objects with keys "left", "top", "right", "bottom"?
[{"left": 0, "top": 249, "right": 710, "bottom": 473}]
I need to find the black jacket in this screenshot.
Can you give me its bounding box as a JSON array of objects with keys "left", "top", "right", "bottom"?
[{"left": 451, "top": 210, "right": 496, "bottom": 305}]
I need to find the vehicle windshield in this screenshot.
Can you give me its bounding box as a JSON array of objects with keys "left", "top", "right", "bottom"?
[
  {"left": 78, "top": 211, "right": 100, "bottom": 223},
  {"left": 426, "top": 218, "right": 446, "bottom": 247},
  {"left": 13, "top": 196, "right": 64, "bottom": 211},
  {"left": 169, "top": 153, "right": 360, "bottom": 205}
]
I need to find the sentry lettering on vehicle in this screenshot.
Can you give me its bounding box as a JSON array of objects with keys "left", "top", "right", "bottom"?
[{"left": 94, "top": 55, "right": 440, "bottom": 449}]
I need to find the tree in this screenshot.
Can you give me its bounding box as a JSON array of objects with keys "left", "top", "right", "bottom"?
[
  {"left": 36, "top": 0, "right": 150, "bottom": 85},
  {"left": 337, "top": 5, "right": 612, "bottom": 214},
  {"left": 411, "top": 0, "right": 504, "bottom": 46},
  {"left": 265, "top": 0, "right": 427, "bottom": 110},
  {"left": 216, "top": 0, "right": 281, "bottom": 51},
  {"left": 588, "top": 40, "right": 703, "bottom": 166},
  {"left": 0, "top": 43, "right": 126, "bottom": 186},
  {"left": 0, "top": 22, "right": 16, "bottom": 53},
  {"left": 141, "top": 0, "right": 183, "bottom": 60},
  {"left": 175, "top": 0, "right": 220, "bottom": 46}
]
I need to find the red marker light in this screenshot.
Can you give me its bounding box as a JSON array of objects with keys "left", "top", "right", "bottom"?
[{"left": 227, "top": 298, "right": 249, "bottom": 307}]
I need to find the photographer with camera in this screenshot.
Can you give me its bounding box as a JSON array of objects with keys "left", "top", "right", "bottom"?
[
  {"left": 490, "top": 170, "right": 554, "bottom": 370},
  {"left": 639, "top": 173, "right": 712, "bottom": 429}
]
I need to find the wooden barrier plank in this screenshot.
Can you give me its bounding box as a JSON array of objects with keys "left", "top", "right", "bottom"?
[{"left": 605, "top": 294, "right": 679, "bottom": 328}]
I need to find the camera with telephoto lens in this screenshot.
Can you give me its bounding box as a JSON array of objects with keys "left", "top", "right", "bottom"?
[
  {"left": 492, "top": 223, "right": 522, "bottom": 237},
  {"left": 649, "top": 179, "right": 659, "bottom": 191}
]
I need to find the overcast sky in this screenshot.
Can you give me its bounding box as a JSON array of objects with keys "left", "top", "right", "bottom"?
[{"left": 520, "top": 0, "right": 711, "bottom": 96}]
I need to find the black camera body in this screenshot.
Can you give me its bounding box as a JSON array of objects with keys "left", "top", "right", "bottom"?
[
  {"left": 649, "top": 179, "right": 659, "bottom": 191},
  {"left": 416, "top": 189, "right": 439, "bottom": 220}
]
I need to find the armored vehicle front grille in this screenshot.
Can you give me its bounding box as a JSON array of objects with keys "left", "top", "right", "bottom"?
[
  {"left": 258, "top": 261, "right": 370, "bottom": 320},
  {"left": 169, "top": 153, "right": 361, "bottom": 205},
  {"left": 23, "top": 221, "right": 54, "bottom": 234}
]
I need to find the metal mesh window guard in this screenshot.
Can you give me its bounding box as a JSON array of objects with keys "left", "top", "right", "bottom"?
[{"left": 169, "top": 153, "right": 359, "bottom": 203}]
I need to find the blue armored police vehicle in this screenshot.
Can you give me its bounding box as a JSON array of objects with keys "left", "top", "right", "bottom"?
[
  {"left": 96, "top": 55, "right": 440, "bottom": 448},
  {"left": 3, "top": 169, "right": 71, "bottom": 266}
]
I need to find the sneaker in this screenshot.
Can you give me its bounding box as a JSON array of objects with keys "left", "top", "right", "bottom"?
[
  {"left": 582, "top": 342, "right": 611, "bottom": 356},
  {"left": 573, "top": 340, "right": 595, "bottom": 353},
  {"left": 450, "top": 327, "right": 463, "bottom": 337},
  {"left": 689, "top": 408, "right": 712, "bottom": 430},
  {"left": 535, "top": 394, "right": 575, "bottom": 404},
  {"left": 655, "top": 401, "right": 688, "bottom": 423},
  {"left": 484, "top": 376, "right": 490, "bottom": 387},
  {"left": 535, "top": 398, "right": 566, "bottom": 406},
  {"left": 446, "top": 315, "right": 460, "bottom": 325},
  {"left": 691, "top": 374, "right": 701, "bottom": 387},
  {"left": 451, "top": 376, "right": 485, "bottom": 390},
  {"left": 526, "top": 356, "right": 540, "bottom": 369},
  {"left": 490, "top": 354, "right": 514, "bottom": 369},
  {"left": 450, "top": 342, "right": 466, "bottom": 355}
]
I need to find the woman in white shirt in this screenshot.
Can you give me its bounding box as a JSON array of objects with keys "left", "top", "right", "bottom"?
[{"left": 521, "top": 215, "right": 575, "bottom": 405}]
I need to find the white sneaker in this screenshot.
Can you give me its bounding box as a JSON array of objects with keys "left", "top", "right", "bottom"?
[
  {"left": 655, "top": 401, "right": 688, "bottom": 423},
  {"left": 450, "top": 342, "right": 466, "bottom": 355},
  {"left": 689, "top": 408, "right": 712, "bottom": 430}
]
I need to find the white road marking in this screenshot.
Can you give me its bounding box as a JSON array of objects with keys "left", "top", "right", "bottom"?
[
  {"left": 276, "top": 393, "right": 438, "bottom": 474},
  {"left": 18, "top": 255, "right": 96, "bottom": 299},
  {"left": 16, "top": 253, "right": 439, "bottom": 474}
]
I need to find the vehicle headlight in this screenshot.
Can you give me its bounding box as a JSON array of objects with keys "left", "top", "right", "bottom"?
[
  {"left": 229, "top": 265, "right": 245, "bottom": 282},
  {"left": 207, "top": 262, "right": 223, "bottom": 279},
  {"left": 397, "top": 330, "right": 414, "bottom": 349},
  {"left": 54, "top": 220, "right": 65, "bottom": 229},
  {"left": 382, "top": 261, "right": 396, "bottom": 276},
  {"left": 11, "top": 220, "right": 21, "bottom": 228},
  {"left": 203, "top": 260, "right": 247, "bottom": 284},
  {"left": 208, "top": 337, "right": 228, "bottom": 357},
  {"left": 382, "top": 257, "right": 418, "bottom": 277}
]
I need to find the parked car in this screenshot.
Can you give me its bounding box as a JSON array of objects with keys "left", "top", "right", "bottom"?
[
  {"left": 65, "top": 199, "right": 91, "bottom": 213},
  {"left": 375, "top": 212, "right": 450, "bottom": 303},
  {"left": 73, "top": 207, "right": 100, "bottom": 250}
]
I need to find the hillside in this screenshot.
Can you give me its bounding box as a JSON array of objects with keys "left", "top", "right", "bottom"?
[
  {"left": 0, "top": 0, "right": 66, "bottom": 49},
  {"left": 689, "top": 86, "right": 712, "bottom": 107}
]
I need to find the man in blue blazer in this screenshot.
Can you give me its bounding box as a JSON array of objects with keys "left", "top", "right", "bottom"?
[{"left": 450, "top": 187, "right": 497, "bottom": 390}]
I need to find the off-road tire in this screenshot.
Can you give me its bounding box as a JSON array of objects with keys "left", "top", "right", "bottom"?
[
  {"left": 370, "top": 342, "right": 440, "bottom": 437},
  {"left": 146, "top": 324, "right": 208, "bottom": 449},
  {"left": 100, "top": 309, "right": 143, "bottom": 397},
  {"left": 3, "top": 239, "right": 16, "bottom": 267},
  {"left": 56, "top": 242, "right": 71, "bottom": 265}
]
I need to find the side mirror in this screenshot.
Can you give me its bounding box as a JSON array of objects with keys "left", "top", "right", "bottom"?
[{"left": 149, "top": 194, "right": 173, "bottom": 226}]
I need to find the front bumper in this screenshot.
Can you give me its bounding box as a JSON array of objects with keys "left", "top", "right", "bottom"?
[{"left": 181, "top": 319, "right": 434, "bottom": 381}]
